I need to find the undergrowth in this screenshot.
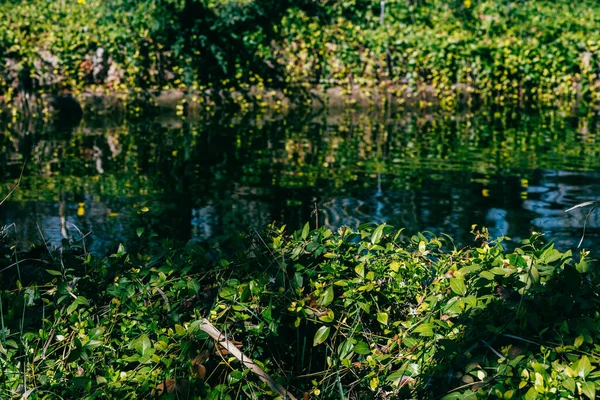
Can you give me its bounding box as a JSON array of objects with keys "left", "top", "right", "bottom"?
[{"left": 0, "top": 222, "right": 599, "bottom": 399}]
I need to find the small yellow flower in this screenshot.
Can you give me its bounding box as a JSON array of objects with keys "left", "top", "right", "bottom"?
[{"left": 77, "top": 0, "right": 85, "bottom": 4}]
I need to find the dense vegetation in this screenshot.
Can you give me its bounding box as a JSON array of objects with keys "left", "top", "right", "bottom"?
[
  {"left": 4, "top": 0, "right": 600, "bottom": 113},
  {"left": 1, "top": 221, "right": 599, "bottom": 399},
  {"left": 5, "top": 1, "right": 600, "bottom": 398}
]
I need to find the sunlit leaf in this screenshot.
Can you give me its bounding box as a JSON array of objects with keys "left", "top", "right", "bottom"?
[
  {"left": 313, "top": 326, "right": 330, "bottom": 346},
  {"left": 371, "top": 223, "right": 385, "bottom": 245},
  {"left": 449, "top": 278, "right": 467, "bottom": 296}
]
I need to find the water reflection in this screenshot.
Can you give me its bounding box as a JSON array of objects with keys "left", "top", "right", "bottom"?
[{"left": 2, "top": 109, "right": 600, "bottom": 252}]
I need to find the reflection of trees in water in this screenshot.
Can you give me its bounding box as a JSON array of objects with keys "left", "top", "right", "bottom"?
[
  {"left": 1, "top": 197, "right": 129, "bottom": 253},
  {"left": 2, "top": 124, "right": 132, "bottom": 251},
  {"left": 3, "top": 109, "right": 600, "bottom": 251}
]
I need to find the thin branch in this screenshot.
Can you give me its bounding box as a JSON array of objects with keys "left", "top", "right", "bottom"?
[
  {"left": 66, "top": 222, "right": 90, "bottom": 256},
  {"left": 565, "top": 200, "right": 599, "bottom": 248},
  {"left": 503, "top": 333, "right": 555, "bottom": 349},
  {"left": 196, "top": 318, "right": 297, "bottom": 400},
  {"left": 36, "top": 223, "right": 52, "bottom": 258},
  {"left": 565, "top": 201, "right": 598, "bottom": 213},
  {"left": 481, "top": 340, "right": 503, "bottom": 359},
  {"left": 0, "top": 159, "right": 26, "bottom": 207},
  {"left": 577, "top": 204, "right": 598, "bottom": 248},
  {"left": 0, "top": 258, "right": 51, "bottom": 274}
]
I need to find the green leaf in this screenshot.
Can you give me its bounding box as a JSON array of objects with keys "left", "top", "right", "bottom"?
[
  {"left": 563, "top": 377, "right": 576, "bottom": 393},
  {"left": 440, "top": 394, "right": 462, "bottom": 400},
  {"left": 449, "top": 278, "right": 467, "bottom": 296},
  {"left": 581, "top": 381, "right": 596, "bottom": 399},
  {"left": 135, "top": 334, "right": 152, "bottom": 357},
  {"left": 66, "top": 296, "right": 88, "bottom": 315},
  {"left": 66, "top": 301, "right": 78, "bottom": 315},
  {"left": 85, "top": 340, "right": 103, "bottom": 350},
  {"left": 575, "top": 335, "right": 584, "bottom": 348},
  {"left": 175, "top": 324, "right": 186, "bottom": 336},
  {"left": 313, "top": 326, "right": 330, "bottom": 346},
  {"left": 187, "top": 280, "right": 201, "bottom": 295},
  {"left": 136, "top": 227, "right": 145, "bottom": 237},
  {"left": 458, "top": 265, "right": 480, "bottom": 276},
  {"left": 318, "top": 286, "right": 334, "bottom": 307},
  {"left": 46, "top": 269, "right": 62, "bottom": 276},
  {"left": 337, "top": 339, "right": 354, "bottom": 359},
  {"left": 301, "top": 222, "right": 310, "bottom": 240},
  {"left": 116, "top": 243, "right": 126, "bottom": 257},
  {"left": 358, "top": 302, "right": 371, "bottom": 313},
  {"left": 489, "top": 267, "right": 508, "bottom": 275},
  {"left": 376, "top": 312, "right": 388, "bottom": 325},
  {"left": 441, "top": 391, "right": 476, "bottom": 400},
  {"left": 524, "top": 387, "right": 538, "bottom": 400},
  {"left": 318, "top": 310, "right": 335, "bottom": 323},
  {"left": 123, "top": 354, "right": 140, "bottom": 362},
  {"left": 577, "top": 258, "right": 590, "bottom": 273},
  {"left": 294, "top": 272, "right": 304, "bottom": 288},
  {"left": 479, "top": 271, "right": 495, "bottom": 280},
  {"left": 508, "top": 254, "right": 528, "bottom": 268},
  {"left": 577, "top": 355, "right": 593, "bottom": 378},
  {"left": 355, "top": 263, "right": 365, "bottom": 278},
  {"left": 219, "top": 287, "right": 237, "bottom": 301},
  {"left": 529, "top": 265, "right": 539, "bottom": 283},
  {"left": 371, "top": 223, "right": 385, "bottom": 245},
  {"left": 353, "top": 341, "right": 371, "bottom": 355},
  {"left": 413, "top": 323, "right": 434, "bottom": 337}
]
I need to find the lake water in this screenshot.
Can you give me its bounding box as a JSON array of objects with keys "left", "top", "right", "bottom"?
[{"left": 2, "top": 107, "right": 600, "bottom": 254}]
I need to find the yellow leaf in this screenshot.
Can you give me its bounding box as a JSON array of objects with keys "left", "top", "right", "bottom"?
[{"left": 370, "top": 377, "right": 379, "bottom": 390}]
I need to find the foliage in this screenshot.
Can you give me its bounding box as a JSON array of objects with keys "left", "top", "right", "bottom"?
[
  {"left": 1, "top": 219, "right": 600, "bottom": 398},
  {"left": 4, "top": 0, "right": 600, "bottom": 112}
]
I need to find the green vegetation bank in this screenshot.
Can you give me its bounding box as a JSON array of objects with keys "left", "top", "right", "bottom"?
[
  {"left": 1, "top": 222, "right": 600, "bottom": 399},
  {"left": 4, "top": 0, "right": 600, "bottom": 114}
]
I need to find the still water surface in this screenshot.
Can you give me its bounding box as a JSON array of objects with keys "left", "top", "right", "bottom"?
[{"left": 2, "top": 108, "right": 600, "bottom": 253}]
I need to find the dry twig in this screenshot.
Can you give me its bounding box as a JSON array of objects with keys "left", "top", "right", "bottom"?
[{"left": 196, "top": 318, "right": 297, "bottom": 400}]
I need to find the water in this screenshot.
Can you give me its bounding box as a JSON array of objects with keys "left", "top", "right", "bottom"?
[{"left": 2, "top": 108, "right": 600, "bottom": 254}]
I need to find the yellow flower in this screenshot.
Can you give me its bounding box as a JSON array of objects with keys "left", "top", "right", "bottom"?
[{"left": 77, "top": 0, "right": 85, "bottom": 4}]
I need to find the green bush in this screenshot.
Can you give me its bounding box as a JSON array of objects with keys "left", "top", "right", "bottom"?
[
  {"left": 1, "top": 222, "right": 599, "bottom": 398},
  {"left": 3, "top": 0, "right": 600, "bottom": 110}
]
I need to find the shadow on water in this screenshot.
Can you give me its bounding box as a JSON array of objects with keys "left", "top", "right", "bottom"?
[{"left": 2, "top": 107, "right": 600, "bottom": 253}]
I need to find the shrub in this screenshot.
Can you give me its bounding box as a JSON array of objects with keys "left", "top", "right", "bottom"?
[{"left": 1, "top": 222, "right": 599, "bottom": 398}]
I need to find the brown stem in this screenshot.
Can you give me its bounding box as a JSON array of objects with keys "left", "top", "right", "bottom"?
[{"left": 196, "top": 318, "right": 297, "bottom": 400}]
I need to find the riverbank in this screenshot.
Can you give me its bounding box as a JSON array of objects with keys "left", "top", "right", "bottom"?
[
  {"left": 1, "top": 222, "right": 597, "bottom": 399},
  {"left": 4, "top": 0, "right": 600, "bottom": 118},
  {"left": 1, "top": 83, "right": 473, "bottom": 121}
]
